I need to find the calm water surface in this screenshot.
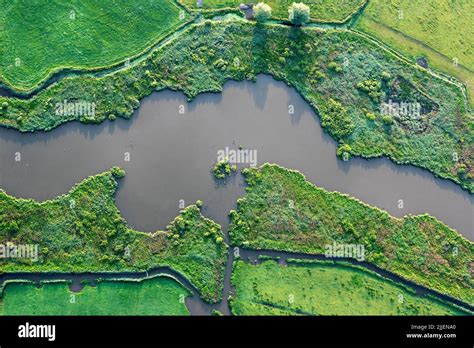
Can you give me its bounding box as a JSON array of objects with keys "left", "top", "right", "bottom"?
[{"left": 0, "top": 75, "right": 472, "bottom": 239}]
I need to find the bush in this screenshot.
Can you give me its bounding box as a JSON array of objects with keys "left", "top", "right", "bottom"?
[
  {"left": 382, "top": 115, "right": 394, "bottom": 125},
  {"left": 212, "top": 158, "right": 235, "bottom": 180},
  {"left": 254, "top": 2, "right": 272, "bottom": 22},
  {"left": 457, "top": 164, "right": 467, "bottom": 178},
  {"left": 328, "top": 61, "right": 343, "bottom": 73},
  {"left": 356, "top": 79, "right": 382, "bottom": 102},
  {"left": 381, "top": 71, "right": 391, "bottom": 80},
  {"left": 213, "top": 58, "right": 227, "bottom": 70},
  {"left": 320, "top": 98, "right": 354, "bottom": 139},
  {"left": 336, "top": 144, "right": 352, "bottom": 160},
  {"left": 366, "top": 112, "right": 377, "bottom": 121},
  {"left": 111, "top": 166, "right": 126, "bottom": 179},
  {"left": 289, "top": 2, "right": 310, "bottom": 26}
]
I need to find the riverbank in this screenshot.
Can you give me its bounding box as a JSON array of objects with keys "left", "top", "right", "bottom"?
[
  {"left": 229, "top": 164, "right": 474, "bottom": 304},
  {"left": 0, "top": 168, "right": 228, "bottom": 303},
  {"left": 0, "top": 20, "right": 471, "bottom": 192}
]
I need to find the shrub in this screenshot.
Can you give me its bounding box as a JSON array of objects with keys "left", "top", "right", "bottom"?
[
  {"left": 337, "top": 144, "right": 352, "bottom": 160},
  {"left": 111, "top": 166, "right": 126, "bottom": 179},
  {"left": 289, "top": 2, "right": 310, "bottom": 26},
  {"left": 381, "top": 71, "right": 391, "bottom": 80},
  {"left": 366, "top": 112, "right": 377, "bottom": 121},
  {"left": 212, "top": 158, "right": 235, "bottom": 180},
  {"left": 320, "top": 98, "right": 355, "bottom": 139},
  {"left": 328, "top": 61, "right": 343, "bottom": 73},
  {"left": 254, "top": 2, "right": 272, "bottom": 22},
  {"left": 356, "top": 79, "right": 382, "bottom": 102},
  {"left": 457, "top": 164, "right": 467, "bottom": 178},
  {"left": 382, "top": 115, "right": 394, "bottom": 125},
  {"left": 310, "top": 67, "right": 326, "bottom": 81},
  {"left": 213, "top": 58, "right": 227, "bottom": 70}
]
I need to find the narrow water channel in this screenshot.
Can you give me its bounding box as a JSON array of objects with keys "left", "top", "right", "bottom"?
[{"left": 2, "top": 246, "right": 472, "bottom": 315}]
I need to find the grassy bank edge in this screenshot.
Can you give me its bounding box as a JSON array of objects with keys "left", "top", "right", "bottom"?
[
  {"left": 229, "top": 163, "right": 474, "bottom": 304},
  {"left": 0, "top": 0, "right": 194, "bottom": 93},
  {"left": 0, "top": 167, "right": 228, "bottom": 303},
  {"left": 229, "top": 258, "right": 473, "bottom": 315}
]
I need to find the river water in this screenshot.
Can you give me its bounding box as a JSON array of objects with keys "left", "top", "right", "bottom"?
[
  {"left": 1, "top": 74, "right": 473, "bottom": 315},
  {"left": 0, "top": 75, "right": 471, "bottom": 239}
]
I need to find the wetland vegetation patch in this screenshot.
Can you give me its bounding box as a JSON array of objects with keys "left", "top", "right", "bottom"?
[
  {"left": 229, "top": 164, "right": 474, "bottom": 304},
  {"left": 0, "top": 168, "right": 228, "bottom": 303},
  {"left": 1, "top": 21, "right": 471, "bottom": 191}
]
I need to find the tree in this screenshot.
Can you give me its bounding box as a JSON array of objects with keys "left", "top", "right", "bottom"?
[
  {"left": 289, "top": 2, "right": 310, "bottom": 26},
  {"left": 253, "top": 2, "right": 272, "bottom": 22}
]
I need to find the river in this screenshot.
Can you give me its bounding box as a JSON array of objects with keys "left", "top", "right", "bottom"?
[
  {"left": 0, "top": 74, "right": 473, "bottom": 314},
  {"left": 0, "top": 75, "right": 471, "bottom": 239}
]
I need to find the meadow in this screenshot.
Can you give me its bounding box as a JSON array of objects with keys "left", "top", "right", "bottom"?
[
  {"left": 231, "top": 259, "right": 471, "bottom": 315},
  {"left": 0, "top": 0, "right": 188, "bottom": 91},
  {"left": 0, "top": 275, "right": 190, "bottom": 315},
  {"left": 229, "top": 164, "right": 474, "bottom": 304},
  {"left": 355, "top": 0, "right": 474, "bottom": 106},
  {"left": 0, "top": 167, "right": 228, "bottom": 303},
  {"left": 179, "top": 0, "right": 366, "bottom": 22}
]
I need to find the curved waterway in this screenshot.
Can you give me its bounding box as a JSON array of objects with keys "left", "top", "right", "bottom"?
[
  {"left": 0, "top": 75, "right": 471, "bottom": 239},
  {"left": 2, "top": 248, "right": 472, "bottom": 315},
  {"left": 0, "top": 268, "right": 215, "bottom": 316}
]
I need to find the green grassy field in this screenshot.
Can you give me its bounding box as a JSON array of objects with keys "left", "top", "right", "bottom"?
[
  {"left": 356, "top": 0, "right": 474, "bottom": 106},
  {"left": 0, "top": 167, "right": 228, "bottom": 303},
  {"left": 1, "top": 21, "right": 472, "bottom": 191},
  {"left": 0, "top": 276, "right": 190, "bottom": 315},
  {"left": 229, "top": 164, "right": 474, "bottom": 304},
  {"left": 179, "top": 0, "right": 365, "bottom": 22},
  {"left": 231, "top": 259, "right": 471, "bottom": 315},
  {"left": 0, "top": 0, "right": 187, "bottom": 91}
]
